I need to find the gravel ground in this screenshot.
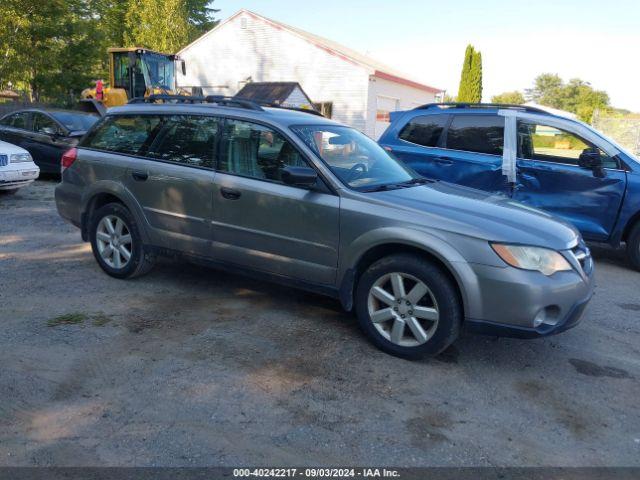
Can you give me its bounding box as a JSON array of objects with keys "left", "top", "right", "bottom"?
[{"left": 1, "top": 179, "right": 639, "bottom": 467}]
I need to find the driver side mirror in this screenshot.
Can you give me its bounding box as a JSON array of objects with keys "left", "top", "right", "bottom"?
[
  {"left": 281, "top": 166, "right": 318, "bottom": 187},
  {"left": 578, "top": 147, "right": 605, "bottom": 177}
]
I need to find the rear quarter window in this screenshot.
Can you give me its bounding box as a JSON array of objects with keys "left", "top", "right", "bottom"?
[
  {"left": 446, "top": 115, "right": 504, "bottom": 156},
  {"left": 398, "top": 114, "right": 448, "bottom": 147}
]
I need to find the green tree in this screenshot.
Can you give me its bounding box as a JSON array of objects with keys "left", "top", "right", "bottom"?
[
  {"left": 525, "top": 73, "right": 610, "bottom": 123},
  {"left": 491, "top": 91, "right": 525, "bottom": 104},
  {"left": 457, "top": 44, "right": 482, "bottom": 103},
  {"left": 124, "top": 0, "right": 191, "bottom": 53}
]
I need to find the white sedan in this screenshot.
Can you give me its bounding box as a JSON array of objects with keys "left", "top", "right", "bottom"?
[{"left": 0, "top": 140, "right": 40, "bottom": 193}]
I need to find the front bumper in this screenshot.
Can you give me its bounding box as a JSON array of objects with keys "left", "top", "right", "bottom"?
[{"left": 463, "top": 261, "right": 595, "bottom": 338}]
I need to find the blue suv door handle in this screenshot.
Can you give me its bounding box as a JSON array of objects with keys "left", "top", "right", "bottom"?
[{"left": 434, "top": 156, "right": 453, "bottom": 165}]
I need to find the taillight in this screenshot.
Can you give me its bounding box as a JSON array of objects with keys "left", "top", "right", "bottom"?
[{"left": 61, "top": 148, "right": 77, "bottom": 173}]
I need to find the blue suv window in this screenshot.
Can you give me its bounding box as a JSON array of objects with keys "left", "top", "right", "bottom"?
[
  {"left": 446, "top": 115, "right": 504, "bottom": 156},
  {"left": 398, "top": 115, "right": 447, "bottom": 147}
]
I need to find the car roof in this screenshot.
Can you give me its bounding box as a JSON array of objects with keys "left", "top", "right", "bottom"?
[
  {"left": 1, "top": 108, "right": 96, "bottom": 117},
  {"left": 107, "top": 103, "right": 343, "bottom": 129}
]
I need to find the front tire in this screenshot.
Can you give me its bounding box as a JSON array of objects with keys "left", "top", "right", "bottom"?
[
  {"left": 626, "top": 222, "right": 640, "bottom": 271},
  {"left": 355, "top": 254, "right": 462, "bottom": 359},
  {"left": 89, "top": 203, "right": 155, "bottom": 279}
]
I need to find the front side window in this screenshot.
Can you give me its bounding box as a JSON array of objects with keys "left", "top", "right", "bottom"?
[
  {"left": 517, "top": 121, "right": 617, "bottom": 169},
  {"left": 399, "top": 114, "right": 448, "bottom": 147},
  {"left": 292, "top": 125, "right": 416, "bottom": 190},
  {"left": 82, "top": 115, "right": 162, "bottom": 155},
  {"left": 146, "top": 115, "right": 218, "bottom": 168},
  {"left": 219, "top": 120, "right": 307, "bottom": 182},
  {"left": 112, "top": 52, "right": 130, "bottom": 90},
  {"left": 446, "top": 115, "right": 504, "bottom": 156},
  {"left": 32, "top": 113, "right": 60, "bottom": 134}
]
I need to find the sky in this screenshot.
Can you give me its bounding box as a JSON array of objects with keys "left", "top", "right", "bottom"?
[{"left": 213, "top": 0, "right": 640, "bottom": 112}]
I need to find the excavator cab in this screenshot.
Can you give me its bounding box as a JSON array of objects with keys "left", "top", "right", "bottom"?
[{"left": 81, "top": 47, "right": 187, "bottom": 111}]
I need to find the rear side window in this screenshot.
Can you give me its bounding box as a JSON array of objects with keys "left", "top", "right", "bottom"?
[
  {"left": 83, "top": 115, "right": 162, "bottom": 155},
  {"left": 1, "top": 112, "right": 30, "bottom": 129},
  {"left": 446, "top": 115, "right": 504, "bottom": 156},
  {"left": 398, "top": 114, "right": 447, "bottom": 147},
  {"left": 82, "top": 114, "right": 218, "bottom": 168}
]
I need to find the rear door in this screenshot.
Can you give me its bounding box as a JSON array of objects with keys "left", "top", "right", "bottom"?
[
  {"left": 438, "top": 114, "right": 509, "bottom": 194},
  {"left": 210, "top": 119, "right": 340, "bottom": 285},
  {"left": 84, "top": 113, "right": 218, "bottom": 255},
  {"left": 512, "top": 119, "right": 626, "bottom": 241},
  {"left": 0, "top": 112, "right": 31, "bottom": 149}
]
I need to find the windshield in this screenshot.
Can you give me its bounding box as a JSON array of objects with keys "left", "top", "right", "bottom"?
[
  {"left": 50, "top": 112, "right": 98, "bottom": 132},
  {"left": 141, "top": 53, "right": 175, "bottom": 90},
  {"left": 291, "top": 125, "right": 416, "bottom": 190}
]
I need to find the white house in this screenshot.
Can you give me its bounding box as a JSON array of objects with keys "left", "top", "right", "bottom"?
[{"left": 177, "top": 9, "right": 443, "bottom": 139}]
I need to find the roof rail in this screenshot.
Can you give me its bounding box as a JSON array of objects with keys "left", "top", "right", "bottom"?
[
  {"left": 128, "top": 94, "right": 207, "bottom": 104},
  {"left": 127, "top": 94, "right": 324, "bottom": 116},
  {"left": 204, "top": 95, "right": 264, "bottom": 111},
  {"left": 413, "top": 102, "right": 550, "bottom": 115}
]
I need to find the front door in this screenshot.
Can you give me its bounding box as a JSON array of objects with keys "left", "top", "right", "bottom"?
[
  {"left": 210, "top": 119, "right": 340, "bottom": 285},
  {"left": 512, "top": 119, "right": 626, "bottom": 241}
]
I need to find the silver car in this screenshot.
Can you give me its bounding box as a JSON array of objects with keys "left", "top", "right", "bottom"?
[{"left": 55, "top": 97, "right": 594, "bottom": 358}]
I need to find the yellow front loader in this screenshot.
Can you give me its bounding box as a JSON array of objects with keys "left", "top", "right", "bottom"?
[{"left": 81, "top": 47, "right": 188, "bottom": 109}]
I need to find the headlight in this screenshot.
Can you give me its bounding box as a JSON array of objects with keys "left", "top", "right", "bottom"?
[
  {"left": 10, "top": 153, "right": 32, "bottom": 163},
  {"left": 491, "top": 243, "right": 572, "bottom": 276}
]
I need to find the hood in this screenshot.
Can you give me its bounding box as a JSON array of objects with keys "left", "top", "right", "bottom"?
[
  {"left": 0, "top": 140, "right": 29, "bottom": 155},
  {"left": 368, "top": 181, "right": 579, "bottom": 250}
]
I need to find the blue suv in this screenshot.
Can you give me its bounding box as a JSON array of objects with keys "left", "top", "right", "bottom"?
[{"left": 379, "top": 103, "right": 640, "bottom": 270}]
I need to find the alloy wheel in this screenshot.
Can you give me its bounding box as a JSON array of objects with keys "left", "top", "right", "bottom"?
[
  {"left": 367, "top": 272, "right": 439, "bottom": 347},
  {"left": 96, "top": 214, "right": 133, "bottom": 269}
]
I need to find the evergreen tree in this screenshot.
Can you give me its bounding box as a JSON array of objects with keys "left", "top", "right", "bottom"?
[{"left": 457, "top": 44, "right": 482, "bottom": 103}]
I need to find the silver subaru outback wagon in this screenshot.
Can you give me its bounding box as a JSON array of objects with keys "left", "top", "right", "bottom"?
[{"left": 55, "top": 98, "right": 595, "bottom": 359}]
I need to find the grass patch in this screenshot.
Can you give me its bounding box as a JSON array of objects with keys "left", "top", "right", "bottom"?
[
  {"left": 92, "top": 313, "right": 113, "bottom": 326},
  {"left": 47, "top": 312, "right": 87, "bottom": 327}
]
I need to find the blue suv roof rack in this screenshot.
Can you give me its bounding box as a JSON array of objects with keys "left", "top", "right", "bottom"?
[{"left": 413, "top": 102, "right": 551, "bottom": 115}]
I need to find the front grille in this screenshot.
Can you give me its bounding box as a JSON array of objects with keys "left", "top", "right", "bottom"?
[
  {"left": 10, "top": 153, "right": 32, "bottom": 163},
  {"left": 572, "top": 241, "right": 592, "bottom": 275},
  {"left": 0, "top": 154, "right": 7, "bottom": 167}
]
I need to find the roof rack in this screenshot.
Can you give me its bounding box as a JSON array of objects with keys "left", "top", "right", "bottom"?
[
  {"left": 413, "top": 102, "right": 550, "bottom": 115},
  {"left": 127, "top": 94, "right": 324, "bottom": 116}
]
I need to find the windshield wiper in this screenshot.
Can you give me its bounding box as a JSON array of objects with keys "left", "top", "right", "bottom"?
[{"left": 398, "top": 177, "right": 432, "bottom": 187}]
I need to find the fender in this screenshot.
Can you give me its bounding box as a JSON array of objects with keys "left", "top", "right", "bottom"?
[
  {"left": 338, "top": 226, "right": 482, "bottom": 318},
  {"left": 80, "top": 180, "right": 152, "bottom": 244}
]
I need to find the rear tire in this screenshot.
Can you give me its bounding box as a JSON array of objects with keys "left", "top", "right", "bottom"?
[
  {"left": 0, "top": 189, "right": 19, "bottom": 195},
  {"left": 355, "top": 254, "right": 462, "bottom": 359},
  {"left": 89, "top": 202, "right": 155, "bottom": 279},
  {"left": 626, "top": 222, "right": 640, "bottom": 271}
]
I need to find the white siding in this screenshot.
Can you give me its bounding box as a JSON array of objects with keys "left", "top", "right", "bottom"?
[
  {"left": 178, "top": 11, "right": 370, "bottom": 131},
  {"left": 365, "top": 76, "right": 438, "bottom": 139}
]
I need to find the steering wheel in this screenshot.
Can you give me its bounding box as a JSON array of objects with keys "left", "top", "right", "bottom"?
[{"left": 346, "top": 162, "right": 368, "bottom": 183}]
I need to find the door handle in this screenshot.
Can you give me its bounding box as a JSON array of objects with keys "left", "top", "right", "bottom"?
[
  {"left": 131, "top": 170, "right": 148, "bottom": 181},
  {"left": 220, "top": 187, "right": 241, "bottom": 200},
  {"left": 434, "top": 157, "right": 453, "bottom": 165}
]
